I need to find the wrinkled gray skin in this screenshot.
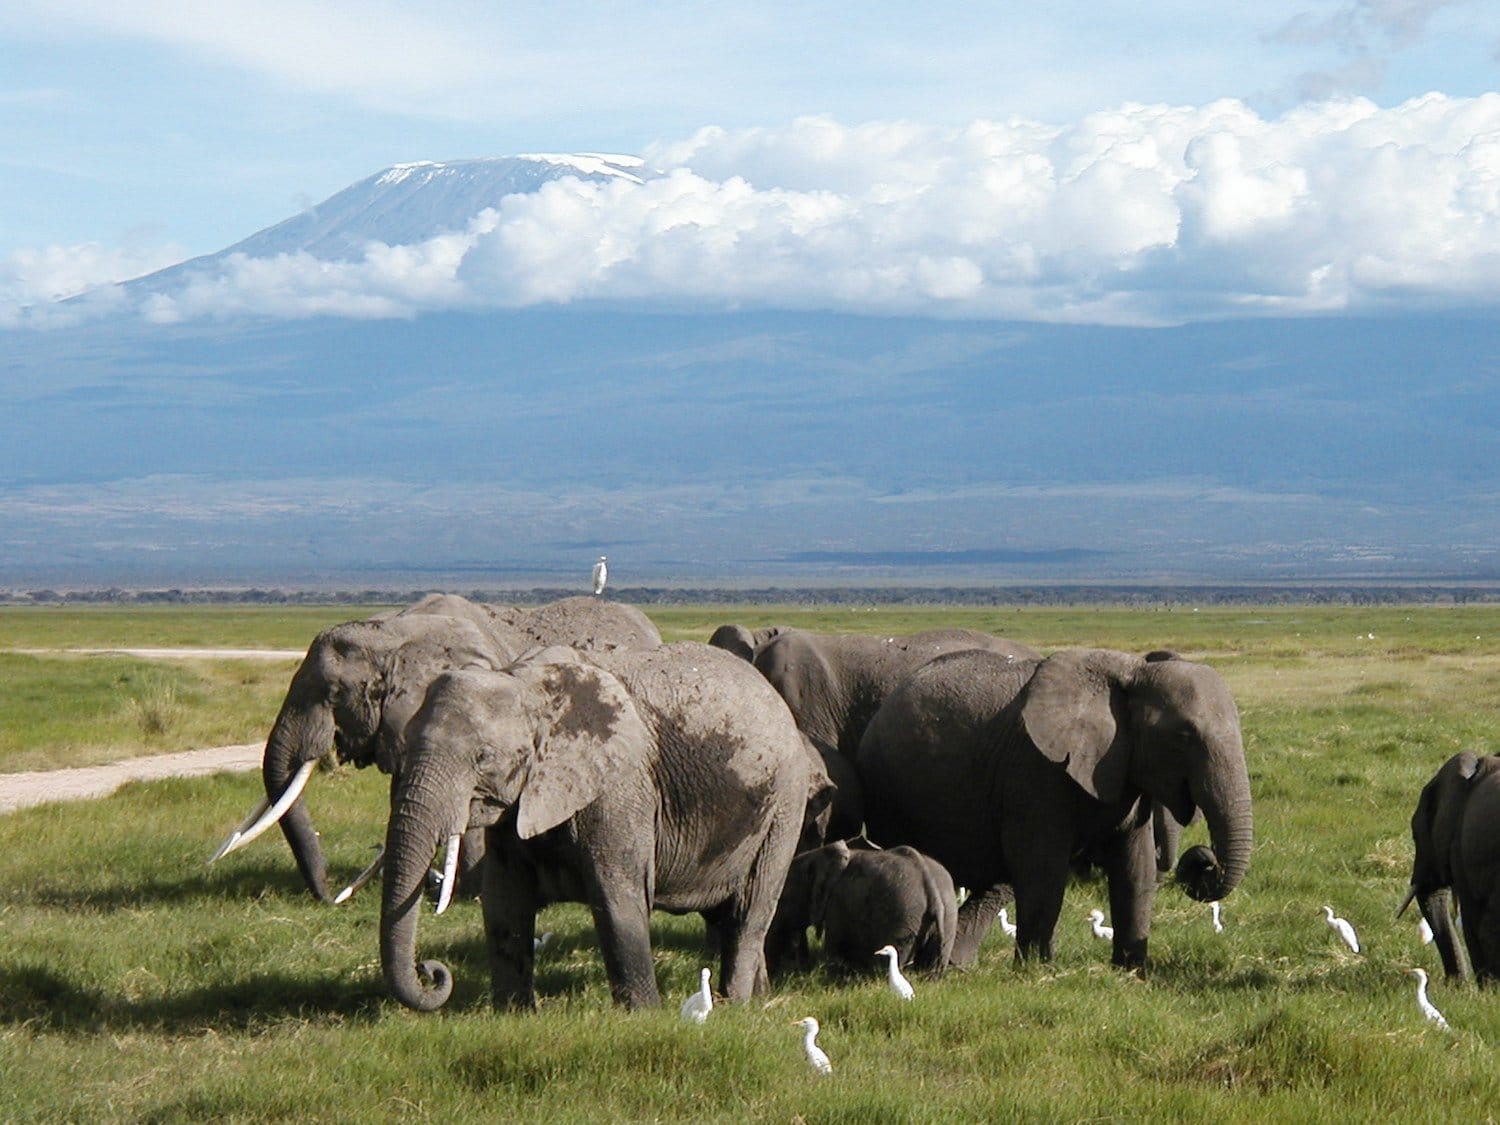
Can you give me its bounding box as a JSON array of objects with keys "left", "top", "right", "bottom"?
[
  {"left": 856, "top": 648, "right": 1253, "bottom": 969},
  {"left": 767, "top": 839, "right": 956, "bottom": 976},
  {"left": 257, "top": 594, "right": 659, "bottom": 901},
  {"left": 380, "top": 642, "right": 811, "bottom": 1012},
  {"left": 1405, "top": 751, "right": 1500, "bottom": 982},
  {"left": 745, "top": 628, "right": 1041, "bottom": 839}
]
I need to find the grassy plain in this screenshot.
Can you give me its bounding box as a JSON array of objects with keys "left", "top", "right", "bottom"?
[{"left": 3, "top": 603, "right": 1500, "bottom": 1121}]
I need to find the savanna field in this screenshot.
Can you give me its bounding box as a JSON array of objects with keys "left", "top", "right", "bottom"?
[{"left": 3, "top": 603, "right": 1500, "bottom": 1122}]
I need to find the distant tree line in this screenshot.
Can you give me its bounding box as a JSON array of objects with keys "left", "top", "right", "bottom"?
[{"left": 4, "top": 585, "right": 1500, "bottom": 607}]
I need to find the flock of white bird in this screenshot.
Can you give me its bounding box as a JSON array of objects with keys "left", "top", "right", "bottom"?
[
  {"left": 681, "top": 895, "right": 1453, "bottom": 1074},
  {"left": 668, "top": 894, "right": 1450, "bottom": 1077}
]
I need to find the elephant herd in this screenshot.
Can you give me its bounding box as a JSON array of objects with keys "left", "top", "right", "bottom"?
[{"left": 208, "top": 593, "right": 1497, "bottom": 1015}]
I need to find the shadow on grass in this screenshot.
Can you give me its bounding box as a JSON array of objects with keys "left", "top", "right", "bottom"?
[
  {"left": 0, "top": 962, "right": 388, "bottom": 1033},
  {"left": 12, "top": 862, "right": 321, "bottom": 912}
]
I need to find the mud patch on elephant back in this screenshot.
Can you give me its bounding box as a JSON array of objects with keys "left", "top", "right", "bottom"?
[{"left": 544, "top": 663, "right": 628, "bottom": 742}]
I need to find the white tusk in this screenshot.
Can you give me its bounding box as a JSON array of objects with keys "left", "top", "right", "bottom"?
[
  {"left": 212, "top": 760, "right": 318, "bottom": 860},
  {"left": 434, "top": 833, "right": 462, "bottom": 916},
  {"left": 333, "top": 845, "right": 386, "bottom": 904},
  {"left": 209, "top": 795, "right": 271, "bottom": 863}
]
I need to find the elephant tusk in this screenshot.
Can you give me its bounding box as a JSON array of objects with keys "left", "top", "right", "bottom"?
[
  {"left": 332, "top": 845, "right": 385, "bottom": 904},
  {"left": 211, "top": 760, "right": 318, "bottom": 861},
  {"left": 209, "top": 795, "right": 271, "bottom": 863},
  {"left": 433, "top": 833, "right": 462, "bottom": 916},
  {"left": 1395, "top": 884, "right": 1417, "bottom": 919}
]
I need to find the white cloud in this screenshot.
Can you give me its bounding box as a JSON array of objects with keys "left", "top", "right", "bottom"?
[
  {"left": 0, "top": 240, "right": 183, "bottom": 326},
  {"left": 23, "top": 93, "right": 1500, "bottom": 327}
]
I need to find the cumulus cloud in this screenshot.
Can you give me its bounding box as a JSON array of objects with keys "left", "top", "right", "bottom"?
[
  {"left": 0, "top": 240, "right": 185, "bottom": 326},
  {"left": 26, "top": 93, "right": 1500, "bottom": 327}
]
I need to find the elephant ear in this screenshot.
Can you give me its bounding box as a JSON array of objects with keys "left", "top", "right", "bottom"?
[
  {"left": 513, "top": 659, "right": 651, "bottom": 840},
  {"left": 1020, "top": 649, "right": 1141, "bottom": 804}
]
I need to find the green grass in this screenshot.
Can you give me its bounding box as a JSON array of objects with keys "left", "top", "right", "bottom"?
[{"left": 3, "top": 605, "right": 1500, "bottom": 1120}]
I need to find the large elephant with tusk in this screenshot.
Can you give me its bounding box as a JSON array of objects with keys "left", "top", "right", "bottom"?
[
  {"left": 379, "top": 642, "right": 812, "bottom": 1012},
  {"left": 211, "top": 594, "right": 661, "bottom": 902}
]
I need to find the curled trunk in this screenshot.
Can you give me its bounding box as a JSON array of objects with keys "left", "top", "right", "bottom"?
[
  {"left": 379, "top": 765, "right": 465, "bottom": 1011},
  {"left": 1175, "top": 779, "right": 1252, "bottom": 904}
]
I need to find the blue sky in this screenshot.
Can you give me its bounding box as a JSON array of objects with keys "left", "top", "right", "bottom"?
[{"left": 4, "top": 4, "right": 1498, "bottom": 252}]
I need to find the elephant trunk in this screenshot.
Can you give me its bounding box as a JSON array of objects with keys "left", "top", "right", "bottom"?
[
  {"left": 262, "top": 693, "right": 336, "bottom": 902},
  {"left": 1175, "top": 753, "right": 1253, "bottom": 903},
  {"left": 1417, "top": 887, "right": 1473, "bottom": 982},
  {"left": 379, "top": 760, "right": 469, "bottom": 1011}
]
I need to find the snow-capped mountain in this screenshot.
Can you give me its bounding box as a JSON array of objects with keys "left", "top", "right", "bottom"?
[{"left": 130, "top": 153, "right": 645, "bottom": 289}]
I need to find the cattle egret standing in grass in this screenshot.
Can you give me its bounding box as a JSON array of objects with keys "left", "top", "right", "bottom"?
[
  {"left": 1210, "top": 901, "right": 1224, "bottom": 933},
  {"left": 1323, "top": 905, "right": 1360, "bottom": 953},
  {"left": 1088, "top": 909, "right": 1113, "bottom": 940},
  {"left": 1406, "top": 968, "right": 1450, "bottom": 1030},
  {"left": 874, "top": 945, "right": 914, "bottom": 1001},
  {"left": 591, "top": 555, "right": 608, "bottom": 596},
  {"left": 680, "top": 967, "right": 712, "bottom": 1024},
  {"left": 792, "top": 1017, "right": 833, "bottom": 1075},
  {"left": 997, "top": 908, "right": 1017, "bottom": 937}
]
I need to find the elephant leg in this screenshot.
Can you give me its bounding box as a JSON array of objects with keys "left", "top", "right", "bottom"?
[
  {"left": 481, "top": 835, "right": 540, "bottom": 1010},
  {"left": 950, "top": 884, "right": 1013, "bottom": 967},
  {"left": 1466, "top": 900, "right": 1497, "bottom": 984},
  {"left": 588, "top": 874, "right": 660, "bottom": 1009},
  {"left": 1011, "top": 849, "right": 1071, "bottom": 963},
  {"left": 1103, "top": 822, "right": 1157, "bottom": 969}
]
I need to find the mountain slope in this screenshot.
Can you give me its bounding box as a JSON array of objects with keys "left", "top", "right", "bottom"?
[{"left": 127, "top": 153, "right": 645, "bottom": 292}]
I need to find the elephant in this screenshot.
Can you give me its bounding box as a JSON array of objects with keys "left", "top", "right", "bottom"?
[
  {"left": 212, "top": 594, "right": 661, "bottom": 902},
  {"left": 1401, "top": 750, "right": 1500, "bottom": 982},
  {"left": 747, "top": 627, "right": 1042, "bottom": 839},
  {"left": 707, "top": 624, "right": 793, "bottom": 662},
  {"left": 766, "top": 838, "right": 956, "bottom": 977},
  {"left": 855, "top": 647, "right": 1253, "bottom": 969},
  {"left": 379, "top": 642, "right": 813, "bottom": 1012}
]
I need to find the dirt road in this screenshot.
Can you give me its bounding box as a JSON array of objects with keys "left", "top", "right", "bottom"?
[
  {"left": 0, "top": 743, "right": 264, "bottom": 814},
  {"left": 0, "top": 647, "right": 293, "bottom": 813}
]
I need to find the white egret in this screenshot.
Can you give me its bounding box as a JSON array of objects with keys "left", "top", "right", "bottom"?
[
  {"left": 874, "top": 945, "right": 915, "bottom": 1001},
  {"left": 679, "top": 966, "right": 713, "bottom": 1024},
  {"left": 1406, "top": 967, "right": 1450, "bottom": 1030},
  {"left": 1088, "top": 909, "right": 1113, "bottom": 940},
  {"left": 1210, "top": 901, "right": 1224, "bottom": 933},
  {"left": 792, "top": 1016, "right": 833, "bottom": 1075},
  {"left": 1418, "top": 916, "right": 1434, "bottom": 944},
  {"left": 1323, "top": 905, "right": 1360, "bottom": 953},
  {"left": 997, "top": 907, "right": 1017, "bottom": 937},
  {"left": 591, "top": 555, "right": 608, "bottom": 596}
]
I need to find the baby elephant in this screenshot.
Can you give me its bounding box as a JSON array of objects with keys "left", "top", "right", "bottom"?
[{"left": 767, "top": 838, "right": 958, "bottom": 976}]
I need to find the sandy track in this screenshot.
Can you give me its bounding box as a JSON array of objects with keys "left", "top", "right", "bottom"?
[
  {"left": 0, "top": 648, "right": 296, "bottom": 813},
  {"left": 0, "top": 744, "right": 263, "bottom": 814},
  {"left": 7, "top": 647, "right": 304, "bottom": 660}
]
